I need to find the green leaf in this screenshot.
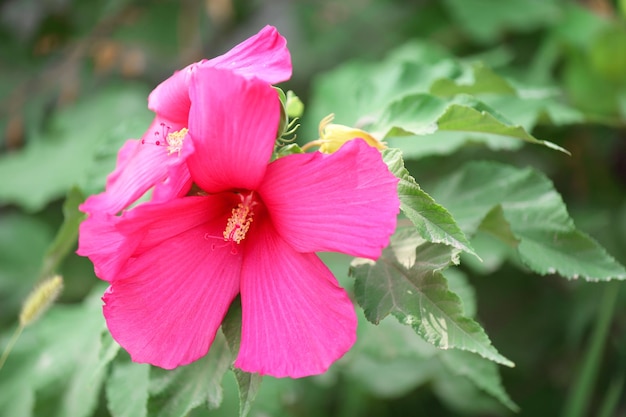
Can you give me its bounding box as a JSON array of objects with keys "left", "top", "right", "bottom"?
[
  {"left": 369, "top": 93, "right": 446, "bottom": 137},
  {"left": 231, "top": 370, "right": 262, "bottom": 417},
  {"left": 345, "top": 310, "right": 515, "bottom": 410},
  {"left": 148, "top": 331, "right": 232, "bottom": 417},
  {"left": 438, "top": 350, "right": 519, "bottom": 412},
  {"left": 40, "top": 187, "right": 85, "bottom": 279},
  {"left": 432, "top": 161, "right": 626, "bottom": 281},
  {"left": 430, "top": 63, "right": 518, "bottom": 96},
  {"left": 221, "top": 297, "right": 263, "bottom": 417},
  {"left": 436, "top": 98, "right": 570, "bottom": 154},
  {"left": 106, "top": 360, "right": 150, "bottom": 417},
  {"left": 273, "top": 143, "right": 304, "bottom": 160},
  {"left": 0, "top": 84, "right": 152, "bottom": 211},
  {"left": 383, "top": 148, "right": 477, "bottom": 258},
  {"left": 350, "top": 234, "right": 514, "bottom": 367},
  {"left": 370, "top": 93, "right": 569, "bottom": 154}
]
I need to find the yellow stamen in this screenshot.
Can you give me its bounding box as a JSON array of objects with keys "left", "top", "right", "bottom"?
[
  {"left": 223, "top": 203, "right": 254, "bottom": 244},
  {"left": 166, "top": 128, "right": 188, "bottom": 156}
]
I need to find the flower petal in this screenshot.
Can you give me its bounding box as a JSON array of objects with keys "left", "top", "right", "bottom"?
[
  {"left": 103, "top": 209, "right": 242, "bottom": 369},
  {"left": 236, "top": 219, "right": 357, "bottom": 378},
  {"left": 148, "top": 25, "right": 290, "bottom": 122},
  {"left": 148, "top": 67, "right": 194, "bottom": 124},
  {"left": 259, "top": 139, "right": 399, "bottom": 259},
  {"left": 186, "top": 68, "right": 280, "bottom": 193},
  {"left": 207, "top": 25, "right": 292, "bottom": 84},
  {"left": 78, "top": 195, "right": 235, "bottom": 281},
  {"left": 80, "top": 118, "right": 192, "bottom": 216},
  {"left": 77, "top": 214, "right": 129, "bottom": 282}
]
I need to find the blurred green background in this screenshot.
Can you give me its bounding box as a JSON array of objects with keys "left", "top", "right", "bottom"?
[{"left": 1, "top": 0, "right": 625, "bottom": 416}]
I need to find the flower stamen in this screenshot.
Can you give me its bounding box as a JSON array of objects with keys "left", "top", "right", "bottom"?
[
  {"left": 141, "top": 123, "right": 188, "bottom": 156},
  {"left": 224, "top": 203, "right": 253, "bottom": 244}
]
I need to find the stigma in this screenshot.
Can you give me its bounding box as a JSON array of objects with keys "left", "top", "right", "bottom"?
[{"left": 141, "top": 123, "right": 188, "bottom": 156}]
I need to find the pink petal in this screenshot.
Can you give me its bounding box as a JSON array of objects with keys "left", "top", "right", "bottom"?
[
  {"left": 148, "top": 25, "right": 290, "bottom": 122},
  {"left": 78, "top": 195, "right": 235, "bottom": 281},
  {"left": 147, "top": 66, "right": 195, "bottom": 124},
  {"left": 77, "top": 214, "right": 130, "bottom": 282},
  {"left": 207, "top": 25, "right": 292, "bottom": 84},
  {"left": 186, "top": 68, "right": 280, "bottom": 193},
  {"left": 235, "top": 219, "right": 357, "bottom": 378},
  {"left": 103, "top": 219, "right": 242, "bottom": 369},
  {"left": 80, "top": 117, "right": 192, "bottom": 216},
  {"left": 116, "top": 194, "right": 236, "bottom": 254},
  {"left": 259, "top": 139, "right": 399, "bottom": 259}
]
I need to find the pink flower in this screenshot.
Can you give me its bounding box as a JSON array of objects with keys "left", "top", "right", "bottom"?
[
  {"left": 81, "top": 25, "right": 292, "bottom": 217},
  {"left": 78, "top": 67, "right": 399, "bottom": 378}
]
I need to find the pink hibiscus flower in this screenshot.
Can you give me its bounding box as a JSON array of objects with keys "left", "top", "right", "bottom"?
[
  {"left": 78, "top": 67, "right": 399, "bottom": 378},
  {"left": 81, "top": 25, "right": 292, "bottom": 217}
]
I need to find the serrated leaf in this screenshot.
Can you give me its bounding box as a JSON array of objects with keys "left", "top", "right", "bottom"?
[
  {"left": 106, "top": 360, "right": 150, "bottom": 417},
  {"left": 432, "top": 161, "right": 626, "bottom": 281},
  {"left": 383, "top": 148, "right": 477, "bottom": 258},
  {"left": 438, "top": 350, "right": 519, "bottom": 412},
  {"left": 148, "top": 332, "right": 231, "bottom": 417},
  {"left": 350, "top": 235, "right": 513, "bottom": 367}
]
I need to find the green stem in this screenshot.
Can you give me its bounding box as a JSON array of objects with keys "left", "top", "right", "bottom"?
[
  {"left": 562, "top": 282, "right": 621, "bottom": 417},
  {"left": 0, "top": 325, "right": 24, "bottom": 371}
]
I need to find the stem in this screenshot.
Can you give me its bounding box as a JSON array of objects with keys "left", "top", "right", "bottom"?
[
  {"left": 562, "top": 282, "right": 620, "bottom": 417},
  {"left": 0, "top": 325, "right": 24, "bottom": 371},
  {"left": 300, "top": 140, "right": 324, "bottom": 152}
]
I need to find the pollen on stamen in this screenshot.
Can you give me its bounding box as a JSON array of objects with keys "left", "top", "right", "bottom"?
[
  {"left": 203, "top": 201, "right": 254, "bottom": 255},
  {"left": 141, "top": 123, "right": 188, "bottom": 156}
]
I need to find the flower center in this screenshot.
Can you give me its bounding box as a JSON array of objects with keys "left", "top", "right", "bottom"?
[
  {"left": 223, "top": 203, "right": 254, "bottom": 244},
  {"left": 141, "top": 123, "right": 187, "bottom": 156},
  {"left": 204, "top": 193, "right": 257, "bottom": 254}
]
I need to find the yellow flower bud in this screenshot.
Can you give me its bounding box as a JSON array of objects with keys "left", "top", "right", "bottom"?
[{"left": 317, "top": 114, "right": 386, "bottom": 154}]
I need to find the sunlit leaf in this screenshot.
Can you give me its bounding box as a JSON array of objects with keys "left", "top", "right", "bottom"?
[
  {"left": 383, "top": 148, "right": 477, "bottom": 258},
  {"left": 350, "top": 234, "right": 514, "bottom": 367}
]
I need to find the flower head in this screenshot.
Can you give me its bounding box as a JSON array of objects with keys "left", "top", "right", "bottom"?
[
  {"left": 80, "top": 25, "right": 292, "bottom": 217},
  {"left": 78, "top": 60, "right": 399, "bottom": 377}
]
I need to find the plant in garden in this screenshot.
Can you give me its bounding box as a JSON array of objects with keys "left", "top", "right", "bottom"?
[{"left": 1, "top": 3, "right": 626, "bottom": 417}]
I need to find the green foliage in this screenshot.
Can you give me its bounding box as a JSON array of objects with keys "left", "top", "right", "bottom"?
[
  {"left": 2, "top": 1, "right": 626, "bottom": 417},
  {"left": 431, "top": 161, "right": 626, "bottom": 281},
  {"left": 0, "top": 85, "right": 152, "bottom": 211},
  {"left": 351, "top": 233, "right": 513, "bottom": 368}
]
